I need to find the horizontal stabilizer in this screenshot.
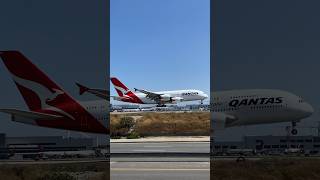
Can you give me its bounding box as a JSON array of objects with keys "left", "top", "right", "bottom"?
[
  {"left": 0, "top": 108, "right": 63, "bottom": 120},
  {"left": 75, "top": 83, "right": 109, "bottom": 100},
  {"left": 75, "top": 82, "right": 89, "bottom": 95}
]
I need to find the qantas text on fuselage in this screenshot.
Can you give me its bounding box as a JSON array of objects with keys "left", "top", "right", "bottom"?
[{"left": 212, "top": 89, "right": 314, "bottom": 135}]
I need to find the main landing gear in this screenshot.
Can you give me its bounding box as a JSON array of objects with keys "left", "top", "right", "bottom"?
[
  {"left": 291, "top": 121, "right": 298, "bottom": 135},
  {"left": 157, "top": 104, "right": 166, "bottom": 107}
]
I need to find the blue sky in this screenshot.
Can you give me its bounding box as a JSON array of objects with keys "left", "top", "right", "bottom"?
[{"left": 110, "top": 0, "right": 210, "bottom": 104}]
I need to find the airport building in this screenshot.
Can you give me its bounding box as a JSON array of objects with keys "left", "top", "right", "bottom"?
[
  {"left": 0, "top": 133, "right": 99, "bottom": 152},
  {"left": 6, "top": 136, "right": 95, "bottom": 151},
  {"left": 0, "top": 133, "right": 107, "bottom": 159},
  {"left": 110, "top": 103, "right": 210, "bottom": 112},
  {"left": 213, "top": 135, "right": 320, "bottom": 155}
]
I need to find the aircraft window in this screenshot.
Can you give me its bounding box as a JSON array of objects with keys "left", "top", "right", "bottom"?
[{"left": 264, "top": 145, "right": 271, "bottom": 149}]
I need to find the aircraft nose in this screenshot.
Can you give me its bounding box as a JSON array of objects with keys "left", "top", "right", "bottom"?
[
  {"left": 203, "top": 94, "right": 209, "bottom": 99},
  {"left": 302, "top": 103, "right": 314, "bottom": 117}
]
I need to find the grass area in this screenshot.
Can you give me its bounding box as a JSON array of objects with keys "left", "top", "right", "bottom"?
[
  {"left": 0, "top": 162, "right": 110, "bottom": 180},
  {"left": 110, "top": 112, "right": 210, "bottom": 136},
  {"left": 212, "top": 158, "right": 320, "bottom": 180}
]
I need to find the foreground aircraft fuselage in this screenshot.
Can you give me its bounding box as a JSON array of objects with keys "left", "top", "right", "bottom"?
[
  {"left": 212, "top": 89, "right": 313, "bottom": 134},
  {"left": 0, "top": 51, "right": 109, "bottom": 134}
]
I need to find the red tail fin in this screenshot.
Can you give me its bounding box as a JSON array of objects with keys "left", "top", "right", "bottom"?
[
  {"left": 0, "top": 51, "right": 108, "bottom": 134},
  {"left": 0, "top": 51, "right": 73, "bottom": 111},
  {"left": 110, "top": 77, "right": 131, "bottom": 97}
]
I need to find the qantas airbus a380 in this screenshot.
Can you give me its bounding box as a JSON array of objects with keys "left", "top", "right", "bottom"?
[
  {"left": 0, "top": 51, "right": 314, "bottom": 135},
  {"left": 77, "top": 77, "right": 209, "bottom": 107},
  {"left": 77, "top": 78, "right": 314, "bottom": 135},
  {"left": 0, "top": 51, "right": 109, "bottom": 134}
]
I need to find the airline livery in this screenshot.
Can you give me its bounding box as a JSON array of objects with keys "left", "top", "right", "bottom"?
[
  {"left": 0, "top": 51, "right": 109, "bottom": 134},
  {"left": 0, "top": 51, "right": 313, "bottom": 136},
  {"left": 78, "top": 77, "right": 209, "bottom": 107},
  {"left": 212, "top": 89, "right": 314, "bottom": 135}
]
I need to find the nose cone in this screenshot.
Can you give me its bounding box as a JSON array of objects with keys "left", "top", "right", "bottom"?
[
  {"left": 300, "top": 103, "right": 314, "bottom": 117},
  {"left": 304, "top": 103, "right": 314, "bottom": 116},
  {"left": 203, "top": 93, "right": 209, "bottom": 99}
]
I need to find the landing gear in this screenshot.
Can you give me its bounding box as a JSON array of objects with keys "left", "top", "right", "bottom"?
[
  {"left": 156, "top": 104, "right": 166, "bottom": 107},
  {"left": 200, "top": 100, "right": 204, "bottom": 105},
  {"left": 291, "top": 129, "right": 298, "bottom": 135},
  {"left": 291, "top": 121, "right": 298, "bottom": 135}
]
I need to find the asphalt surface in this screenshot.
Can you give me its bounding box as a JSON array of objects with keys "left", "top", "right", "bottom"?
[
  {"left": 110, "top": 142, "right": 210, "bottom": 179},
  {"left": 110, "top": 142, "right": 210, "bottom": 154},
  {"left": 110, "top": 162, "right": 210, "bottom": 180}
]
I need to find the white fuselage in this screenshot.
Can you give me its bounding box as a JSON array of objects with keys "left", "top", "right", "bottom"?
[
  {"left": 212, "top": 89, "right": 313, "bottom": 127},
  {"left": 133, "top": 90, "right": 208, "bottom": 104}
]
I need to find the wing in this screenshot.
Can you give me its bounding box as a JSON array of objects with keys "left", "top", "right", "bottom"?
[
  {"left": 0, "top": 109, "right": 63, "bottom": 120},
  {"left": 76, "top": 83, "right": 109, "bottom": 100},
  {"left": 134, "top": 88, "right": 163, "bottom": 103}
]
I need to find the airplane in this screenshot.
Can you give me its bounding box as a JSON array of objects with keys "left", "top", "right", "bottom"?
[
  {"left": 77, "top": 77, "right": 209, "bottom": 107},
  {"left": 0, "top": 51, "right": 109, "bottom": 134},
  {"left": 212, "top": 89, "right": 314, "bottom": 135}
]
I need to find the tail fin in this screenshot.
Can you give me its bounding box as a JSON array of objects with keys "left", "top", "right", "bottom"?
[
  {"left": 110, "top": 77, "right": 131, "bottom": 97},
  {"left": 0, "top": 51, "right": 74, "bottom": 111}
]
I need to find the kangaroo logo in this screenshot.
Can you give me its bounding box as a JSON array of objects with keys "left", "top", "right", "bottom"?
[
  {"left": 114, "top": 85, "right": 130, "bottom": 96},
  {"left": 45, "top": 88, "right": 65, "bottom": 104},
  {"left": 12, "top": 74, "right": 75, "bottom": 120}
]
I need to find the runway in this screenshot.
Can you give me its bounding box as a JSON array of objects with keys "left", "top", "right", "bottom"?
[
  {"left": 110, "top": 141, "right": 210, "bottom": 179},
  {"left": 111, "top": 161, "right": 209, "bottom": 180},
  {"left": 110, "top": 142, "right": 209, "bottom": 154}
]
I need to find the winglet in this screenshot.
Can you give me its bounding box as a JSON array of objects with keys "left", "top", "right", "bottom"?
[{"left": 75, "top": 82, "right": 89, "bottom": 95}]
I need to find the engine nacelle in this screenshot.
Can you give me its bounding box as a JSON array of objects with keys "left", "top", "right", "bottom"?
[
  {"left": 160, "top": 94, "right": 172, "bottom": 102},
  {"left": 170, "top": 97, "right": 184, "bottom": 103},
  {"left": 211, "top": 112, "right": 237, "bottom": 130}
]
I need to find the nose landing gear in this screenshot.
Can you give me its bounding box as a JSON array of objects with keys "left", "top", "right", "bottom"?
[{"left": 291, "top": 121, "right": 298, "bottom": 135}]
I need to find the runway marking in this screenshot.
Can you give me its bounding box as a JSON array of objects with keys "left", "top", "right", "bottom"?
[
  {"left": 132, "top": 150, "right": 167, "bottom": 152},
  {"left": 143, "top": 146, "right": 172, "bottom": 148},
  {"left": 111, "top": 168, "right": 209, "bottom": 171}
]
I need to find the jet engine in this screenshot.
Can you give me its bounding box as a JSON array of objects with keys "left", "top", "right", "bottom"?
[
  {"left": 170, "top": 97, "right": 184, "bottom": 103},
  {"left": 160, "top": 94, "right": 172, "bottom": 102},
  {"left": 211, "top": 112, "right": 237, "bottom": 130}
]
